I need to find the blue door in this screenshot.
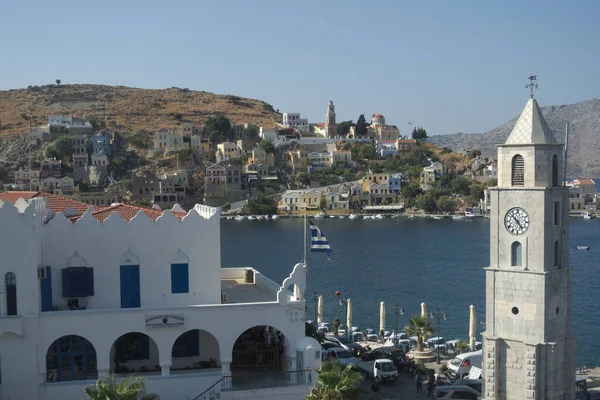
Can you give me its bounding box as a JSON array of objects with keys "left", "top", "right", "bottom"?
[
  {"left": 41, "top": 267, "right": 52, "bottom": 312},
  {"left": 120, "top": 265, "right": 140, "bottom": 308}
]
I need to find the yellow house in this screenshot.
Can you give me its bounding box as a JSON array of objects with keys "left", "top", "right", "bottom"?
[
  {"left": 216, "top": 142, "right": 242, "bottom": 160},
  {"left": 287, "top": 149, "right": 309, "bottom": 168},
  {"left": 191, "top": 135, "right": 210, "bottom": 153},
  {"left": 249, "top": 148, "right": 266, "bottom": 164},
  {"left": 330, "top": 150, "right": 352, "bottom": 166},
  {"left": 299, "top": 190, "right": 322, "bottom": 212},
  {"left": 361, "top": 173, "right": 389, "bottom": 192}
]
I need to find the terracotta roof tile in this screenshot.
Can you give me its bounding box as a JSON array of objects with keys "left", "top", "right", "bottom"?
[
  {"left": 576, "top": 179, "right": 595, "bottom": 185},
  {"left": 0, "top": 191, "right": 38, "bottom": 203},
  {"left": 71, "top": 203, "right": 187, "bottom": 223},
  {"left": 0, "top": 191, "right": 91, "bottom": 215}
]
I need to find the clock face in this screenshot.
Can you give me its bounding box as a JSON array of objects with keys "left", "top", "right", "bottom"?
[{"left": 504, "top": 207, "right": 530, "bottom": 235}]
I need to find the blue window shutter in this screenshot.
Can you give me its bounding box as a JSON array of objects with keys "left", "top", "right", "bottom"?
[
  {"left": 41, "top": 267, "right": 52, "bottom": 311},
  {"left": 62, "top": 268, "right": 72, "bottom": 297},
  {"left": 84, "top": 268, "right": 94, "bottom": 296},
  {"left": 171, "top": 263, "right": 189, "bottom": 293},
  {"left": 142, "top": 334, "right": 150, "bottom": 359}
]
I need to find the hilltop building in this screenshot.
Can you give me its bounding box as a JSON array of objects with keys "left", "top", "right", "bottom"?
[
  {"left": 483, "top": 97, "right": 575, "bottom": 399},
  {"left": 0, "top": 197, "right": 318, "bottom": 400},
  {"left": 324, "top": 100, "right": 337, "bottom": 138},
  {"left": 282, "top": 112, "right": 310, "bottom": 132}
]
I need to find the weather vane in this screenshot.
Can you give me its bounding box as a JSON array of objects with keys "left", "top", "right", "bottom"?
[{"left": 526, "top": 74, "right": 538, "bottom": 98}]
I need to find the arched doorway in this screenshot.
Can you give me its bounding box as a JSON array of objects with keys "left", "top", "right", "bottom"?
[
  {"left": 110, "top": 332, "right": 159, "bottom": 374},
  {"left": 171, "top": 329, "right": 220, "bottom": 371},
  {"left": 5, "top": 272, "right": 16, "bottom": 315},
  {"left": 46, "top": 335, "right": 97, "bottom": 382},
  {"left": 232, "top": 326, "right": 285, "bottom": 372}
]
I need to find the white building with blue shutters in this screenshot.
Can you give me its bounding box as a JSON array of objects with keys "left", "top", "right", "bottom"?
[{"left": 0, "top": 197, "right": 320, "bottom": 400}]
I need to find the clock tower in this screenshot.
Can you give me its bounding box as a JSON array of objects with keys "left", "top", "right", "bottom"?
[{"left": 482, "top": 96, "right": 576, "bottom": 399}]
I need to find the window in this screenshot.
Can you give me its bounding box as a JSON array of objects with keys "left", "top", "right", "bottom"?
[
  {"left": 552, "top": 155, "right": 559, "bottom": 186},
  {"left": 172, "top": 330, "right": 200, "bottom": 358},
  {"left": 554, "top": 202, "right": 560, "bottom": 225},
  {"left": 555, "top": 241, "right": 561, "bottom": 268},
  {"left": 511, "top": 154, "right": 525, "bottom": 186},
  {"left": 6, "top": 272, "right": 17, "bottom": 315},
  {"left": 511, "top": 242, "right": 522, "bottom": 267},
  {"left": 115, "top": 333, "right": 149, "bottom": 361},
  {"left": 171, "top": 263, "right": 189, "bottom": 293},
  {"left": 46, "top": 335, "right": 97, "bottom": 382},
  {"left": 62, "top": 267, "right": 94, "bottom": 298}
]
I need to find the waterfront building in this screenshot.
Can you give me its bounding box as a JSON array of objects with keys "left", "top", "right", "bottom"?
[
  {"left": 483, "top": 97, "right": 575, "bottom": 399},
  {"left": 389, "top": 173, "right": 402, "bottom": 194},
  {"left": 0, "top": 198, "right": 317, "bottom": 400},
  {"left": 324, "top": 100, "right": 337, "bottom": 138},
  {"left": 573, "top": 178, "right": 595, "bottom": 204},
  {"left": 568, "top": 186, "right": 585, "bottom": 212}
]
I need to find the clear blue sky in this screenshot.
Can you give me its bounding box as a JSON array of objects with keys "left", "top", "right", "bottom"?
[{"left": 2, "top": 0, "right": 599, "bottom": 135}]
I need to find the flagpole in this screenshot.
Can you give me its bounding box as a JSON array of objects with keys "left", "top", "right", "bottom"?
[{"left": 303, "top": 213, "right": 307, "bottom": 264}]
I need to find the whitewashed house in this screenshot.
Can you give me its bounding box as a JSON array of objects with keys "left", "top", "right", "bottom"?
[{"left": 0, "top": 199, "right": 319, "bottom": 400}]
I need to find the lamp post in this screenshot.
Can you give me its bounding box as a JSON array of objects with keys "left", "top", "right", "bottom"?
[
  {"left": 430, "top": 309, "right": 447, "bottom": 364},
  {"left": 391, "top": 303, "right": 405, "bottom": 345}
]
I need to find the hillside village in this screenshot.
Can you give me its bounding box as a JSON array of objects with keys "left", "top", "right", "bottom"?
[{"left": 0, "top": 86, "right": 597, "bottom": 217}]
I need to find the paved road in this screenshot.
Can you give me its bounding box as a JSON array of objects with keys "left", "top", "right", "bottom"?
[{"left": 360, "top": 372, "right": 431, "bottom": 400}]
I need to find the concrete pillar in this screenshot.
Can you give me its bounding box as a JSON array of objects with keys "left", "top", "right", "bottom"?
[
  {"left": 97, "top": 367, "right": 110, "bottom": 378},
  {"left": 160, "top": 365, "right": 170, "bottom": 377},
  {"left": 221, "top": 361, "right": 231, "bottom": 376}
]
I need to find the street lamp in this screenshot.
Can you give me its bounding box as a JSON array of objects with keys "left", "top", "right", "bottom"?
[{"left": 430, "top": 309, "right": 447, "bottom": 364}]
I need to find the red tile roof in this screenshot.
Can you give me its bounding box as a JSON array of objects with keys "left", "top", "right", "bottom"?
[
  {"left": 313, "top": 123, "right": 325, "bottom": 128},
  {"left": 0, "top": 191, "right": 91, "bottom": 215},
  {"left": 576, "top": 179, "right": 595, "bottom": 185},
  {"left": 71, "top": 203, "right": 187, "bottom": 223}
]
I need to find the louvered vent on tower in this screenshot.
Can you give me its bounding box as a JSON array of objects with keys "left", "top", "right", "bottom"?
[{"left": 512, "top": 155, "right": 525, "bottom": 186}]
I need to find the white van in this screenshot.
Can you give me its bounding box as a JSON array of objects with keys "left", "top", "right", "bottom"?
[{"left": 447, "top": 349, "right": 482, "bottom": 378}]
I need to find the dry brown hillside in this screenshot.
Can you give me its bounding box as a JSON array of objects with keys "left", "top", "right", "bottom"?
[{"left": 0, "top": 84, "right": 281, "bottom": 136}]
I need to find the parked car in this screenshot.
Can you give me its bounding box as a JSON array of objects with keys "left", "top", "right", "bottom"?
[
  {"left": 447, "top": 350, "right": 482, "bottom": 379},
  {"left": 324, "top": 335, "right": 363, "bottom": 356},
  {"left": 361, "top": 346, "right": 405, "bottom": 370},
  {"left": 451, "top": 378, "right": 483, "bottom": 394},
  {"left": 323, "top": 346, "right": 359, "bottom": 367},
  {"left": 321, "top": 341, "right": 338, "bottom": 351},
  {"left": 433, "top": 384, "right": 481, "bottom": 399}
]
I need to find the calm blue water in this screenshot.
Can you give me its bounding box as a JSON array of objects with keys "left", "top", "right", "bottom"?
[{"left": 221, "top": 218, "right": 600, "bottom": 366}]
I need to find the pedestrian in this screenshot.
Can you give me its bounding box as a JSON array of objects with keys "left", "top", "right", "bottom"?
[
  {"left": 415, "top": 372, "right": 423, "bottom": 397},
  {"left": 427, "top": 373, "right": 435, "bottom": 397},
  {"left": 371, "top": 378, "right": 381, "bottom": 399}
]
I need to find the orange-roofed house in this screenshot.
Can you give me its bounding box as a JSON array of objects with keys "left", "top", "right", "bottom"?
[{"left": 573, "top": 178, "right": 596, "bottom": 204}]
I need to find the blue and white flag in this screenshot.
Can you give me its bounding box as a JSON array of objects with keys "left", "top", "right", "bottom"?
[{"left": 308, "top": 220, "right": 332, "bottom": 255}]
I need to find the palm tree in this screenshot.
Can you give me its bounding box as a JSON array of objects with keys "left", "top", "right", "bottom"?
[
  {"left": 305, "top": 360, "right": 363, "bottom": 400},
  {"left": 404, "top": 315, "right": 434, "bottom": 352},
  {"left": 55, "top": 79, "right": 61, "bottom": 86},
  {"left": 455, "top": 338, "right": 468, "bottom": 354},
  {"left": 333, "top": 318, "right": 341, "bottom": 337},
  {"left": 84, "top": 374, "right": 159, "bottom": 400}
]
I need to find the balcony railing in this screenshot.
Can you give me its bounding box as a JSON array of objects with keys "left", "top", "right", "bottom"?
[{"left": 192, "top": 369, "right": 312, "bottom": 400}]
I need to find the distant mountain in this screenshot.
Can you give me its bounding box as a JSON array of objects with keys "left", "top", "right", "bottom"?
[{"left": 429, "top": 98, "right": 600, "bottom": 177}]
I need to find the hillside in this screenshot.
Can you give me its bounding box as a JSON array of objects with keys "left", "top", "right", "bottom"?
[
  {"left": 0, "top": 84, "right": 281, "bottom": 164},
  {"left": 429, "top": 98, "right": 600, "bottom": 177}
]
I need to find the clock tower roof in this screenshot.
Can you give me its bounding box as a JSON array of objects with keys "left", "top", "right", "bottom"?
[{"left": 504, "top": 98, "right": 558, "bottom": 145}]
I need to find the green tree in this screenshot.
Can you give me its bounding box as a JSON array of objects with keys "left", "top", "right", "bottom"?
[
  {"left": 358, "top": 143, "right": 376, "bottom": 161},
  {"left": 222, "top": 202, "right": 231, "bottom": 212},
  {"left": 305, "top": 361, "right": 363, "bottom": 400},
  {"left": 486, "top": 178, "right": 498, "bottom": 187},
  {"left": 368, "top": 161, "right": 384, "bottom": 173},
  {"left": 403, "top": 315, "right": 434, "bottom": 352},
  {"left": 401, "top": 182, "right": 422, "bottom": 200},
  {"left": 415, "top": 192, "right": 437, "bottom": 213},
  {"left": 130, "top": 130, "right": 152, "bottom": 149},
  {"left": 470, "top": 184, "right": 484, "bottom": 200},
  {"left": 436, "top": 195, "right": 456, "bottom": 212},
  {"left": 55, "top": 79, "right": 61, "bottom": 86},
  {"left": 245, "top": 124, "right": 259, "bottom": 139},
  {"left": 455, "top": 339, "right": 468, "bottom": 354},
  {"left": 46, "top": 135, "right": 73, "bottom": 160},
  {"left": 408, "top": 165, "right": 423, "bottom": 180},
  {"left": 451, "top": 176, "right": 471, "bottom": 196},
  {"left": 336, "top": 120, "right": 353, "bottom": 136},
  {"left": 259, "top": 139, "right": 275, "bottom": 154},
  {"left": 440, "top": 147, "right": 453, "bottom": 154},
  {"left": 84, "top": 374, "right": 158, "bottom": 400},
  {"left": 355, "top": 114, "right": 368, "bottom": 137},
  {"left": 204, "top": 115, "right": 232, "bottom": 142},
  {"left": 295, "top": 172, "right": 310, "bottom": 186},
  {"left": 244, "top": 196, "right": 277, "bottom": 215},
  {"left": 411, "top": 126, "right": 428, "bottom": 141}
]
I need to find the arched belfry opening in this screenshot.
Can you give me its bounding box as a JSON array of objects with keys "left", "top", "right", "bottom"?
[
  {"left": 552, "top": 154, "right": 559, "bottom": 187},
  {"left": 511, "top": 155, "right": 525, "bottom": 186},
  {"left": 511, "top": 242, "right": 522, "bottom": 267}
]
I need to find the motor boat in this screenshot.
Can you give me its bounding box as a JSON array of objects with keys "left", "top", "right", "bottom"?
[
  {"left": 576, "top": 245, "right": 590, "bottom": 250},
  {"left": 348, "top": 214, "right": 358, "bottom": 220},
  {"left": 235, "top": 215, "right": 245, "bottom": 221},
  {"left": 315, "top": 213, "right": 325, "bottom": 219},
  {"left": 375, "top": 214, "right": 384, "bottom": 220},
  {"left": 271, "top": 215, "right": 278, "bottom": 220}
]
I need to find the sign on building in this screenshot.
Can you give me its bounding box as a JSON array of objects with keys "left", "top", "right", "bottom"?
[{"left": 145, "top": 314, "right": 185, "bottom": 329}]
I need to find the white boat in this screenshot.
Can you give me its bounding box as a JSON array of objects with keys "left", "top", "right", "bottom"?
[
  {"left": 375, "top": 214, "right": 384, "bottom": 220},
  {"left": 329, "top": 215, "right": 336, "bottom": 219},
  {"left": 314, "top": 213, "right": 325, "bottom": 219},
  {"left": 271, "top": 215, "right": 278, "bottom": 220},
  {"left": 583, "top": 213, "right": 593, "bottom": 220},
  {"left": 348, "top": 214, "right": 358, "bottom": 220},
  {"left": 235, "top": 215, "right": 245, "bottom": 221},
  {"left": 576, "top": 245, "right": 590, "bottom": 250},
  {"left": 452, "top": 215, "right": 465, "bottom": 220},
  {"left": 464, "top": 212, "right": 477, "bottom": 218},
  {"left": 433, "top": 216, "right": 443, "bottom": 220},
  {"left": 338, "top": 216, "right": 345, "bottom": 219},
  {"left": 247, "top": 215, "right": 254, "bottom": 220}
]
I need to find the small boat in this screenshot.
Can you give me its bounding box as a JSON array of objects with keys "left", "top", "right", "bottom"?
[
  {"left": 271, "top": 215, "right": 278, "bottom": 220},
  {"left": 226, "top": 216, "right": 234, "bottom": 220},
  {"left": 314, "top": 213, "right": 325, "bottom": 219},
  {"left": 452, "top": 215, "right": 465, "bottom": 220},
  {"left": 576, "top": 246, "right": 590, "bottom": 250},
  {"left": 464, "top": 212, "right": 477, "bottom": 219},
  {"left": 329, "top": 215, "right": 336, "bottom": 219},
  {"left": 338, "top": 216, "right": 345, "bottom": 219},
  {"left": 583, "top": 213, "right": 593, "bottom": 220},
  {"left": 433, "top": 216, "right": 443, "bottom": 220},
  {"left": 235, "top": 215, "right": 245, "bottom": 221},
  {"left": 375, "top": 214, "right": 384, "bottom": 220},
  {"left": 348, "top": 214, "right": 358, "bottom": 220},
  {"left": 247, "top": 215, "right": 254, "bottom": 220}
]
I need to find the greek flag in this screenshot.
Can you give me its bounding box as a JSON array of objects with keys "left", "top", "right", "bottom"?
[{"left": 309, "top": 220, "right": 332, "bottom": 254}]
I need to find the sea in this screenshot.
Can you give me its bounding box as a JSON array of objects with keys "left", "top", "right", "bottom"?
[{"left": 221, "top": 217, "right": 600, "bottom": 367}]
